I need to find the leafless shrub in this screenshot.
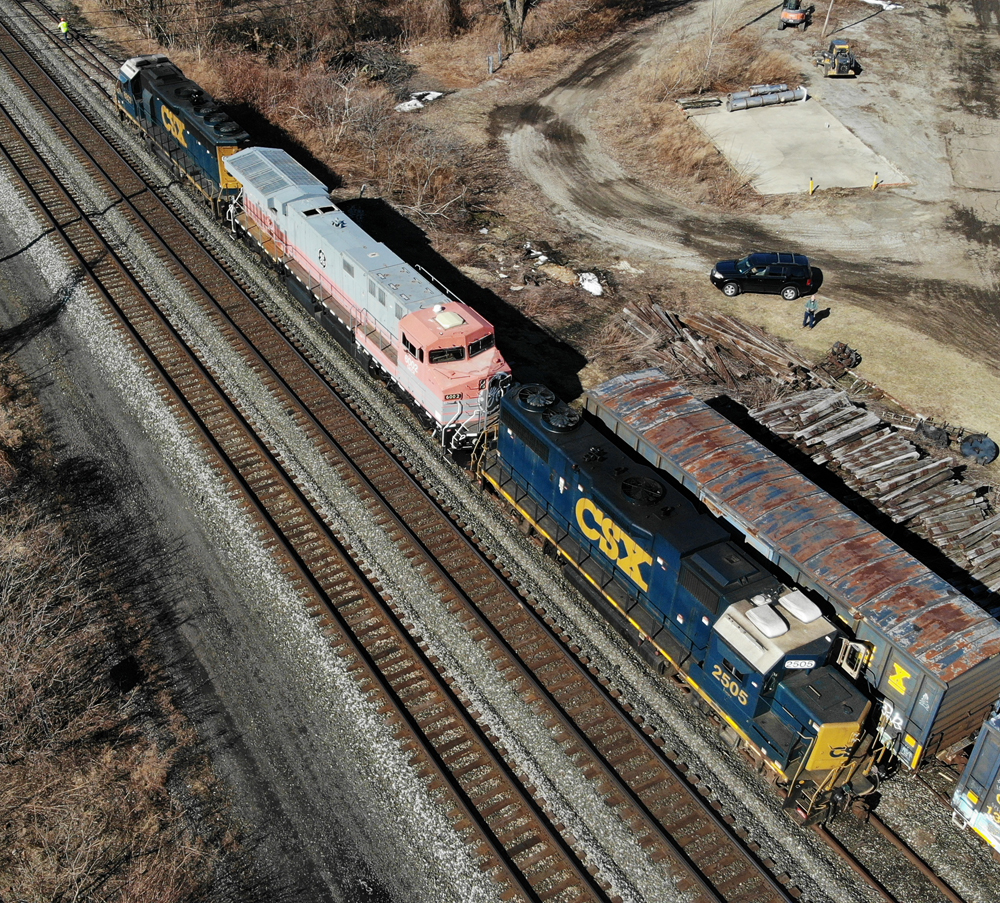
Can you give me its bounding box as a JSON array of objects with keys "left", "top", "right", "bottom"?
[
  {"left": 212, "top": 53, "right": 298, "bottom": 118},
  {"left": 399, "top": 0, "right": 465, "bottom": 40},
  {"left": 522, "top": 0, "right": 639, "bottom": 49},
  {"left": 648, "top": 27, "right": 800, "bottom": 100},
  {"left": 513, "top": 284, "right": 593, "bottom": 331}
]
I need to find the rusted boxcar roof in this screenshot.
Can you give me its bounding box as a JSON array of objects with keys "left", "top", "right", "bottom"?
[{"left": 585, "top": 369, "right": 1000, "bottom": 684}]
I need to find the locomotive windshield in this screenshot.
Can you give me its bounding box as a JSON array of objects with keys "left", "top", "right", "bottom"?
[
  {"left": 469, "top": 333, "right": 495, "bottom": 357},
  {"left": 429, "top": 346, "right": 465, "bottom": 363}
]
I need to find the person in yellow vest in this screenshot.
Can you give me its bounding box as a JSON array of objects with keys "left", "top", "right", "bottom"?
[{"left": 58, "top": 17, "right": 71, "bottom": 42}]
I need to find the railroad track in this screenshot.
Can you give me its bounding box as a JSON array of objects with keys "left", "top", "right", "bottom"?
[
  {"left": 0, "top": 13, "right": 973, "bottom": 903},
  {"left": 0, "top": 23, "right": 803, "bottom": 903}
]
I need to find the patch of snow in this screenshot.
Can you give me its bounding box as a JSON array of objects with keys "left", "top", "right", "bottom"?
[{"left": 397, "top": 91, "right": 444, "bottom": 113}]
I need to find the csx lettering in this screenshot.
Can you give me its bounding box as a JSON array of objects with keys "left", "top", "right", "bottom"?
[
  {"left": 887, "top": 661, "right": 911, "bottom": 696},
  {"left": 161, "top": 106, "right": 188, "bottom": 147},
  {"left": 711, "top": 665, "right": 749, "bottom": 706},
  {"left": 575, "top": 497, "right": 653, "bottom": 591}
]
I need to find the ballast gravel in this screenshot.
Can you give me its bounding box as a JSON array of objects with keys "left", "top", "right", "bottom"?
[{"left": 2, "top": 10, "right": 999, "bottom": 903}]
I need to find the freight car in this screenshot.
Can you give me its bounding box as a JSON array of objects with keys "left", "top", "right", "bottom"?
[
  {"left": 224, "top": 147, "right": 511, "bottom": 449},
  {"left": 115, "top": 55, "right": 250, "bottom": 214},
  {"left": 476, "top": 371, "right": 1000, "bottom": 824},
  {"left": 478, "top": 382, "right": 876, "bottom": 822}
]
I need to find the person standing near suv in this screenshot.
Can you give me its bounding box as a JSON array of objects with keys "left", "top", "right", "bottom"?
[{"left": 803, "top": 295, "right": 818, "bottom": 328}]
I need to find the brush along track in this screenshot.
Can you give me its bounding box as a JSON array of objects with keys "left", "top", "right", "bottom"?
[{"left": 0, "top": 26, "right": 803, "bottom": 903}]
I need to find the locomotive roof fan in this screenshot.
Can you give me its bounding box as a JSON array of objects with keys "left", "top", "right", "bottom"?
[
  {"left": 518, "top": 384, "right": 556, "bottom": 410},
  {"left": 621, "top": 475, "right": 666, "bottom": 506},
  {"left": 542, "top": 404, "right": 581, "bottom": 432}
]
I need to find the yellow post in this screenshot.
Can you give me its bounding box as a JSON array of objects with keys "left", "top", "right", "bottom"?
[
  {"left": 809, "top": 177, "right": 815, "bottom": 195},
  {"left": 871, "top": 172, "right": 879, "bottom": 190}
]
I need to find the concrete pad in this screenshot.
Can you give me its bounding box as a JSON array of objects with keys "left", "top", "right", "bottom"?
[{"left": 689, "top": 98, "right": 909, "bottom": 194}]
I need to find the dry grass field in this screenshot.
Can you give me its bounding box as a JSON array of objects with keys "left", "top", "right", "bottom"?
[{"left": 0, "top": 362, "right": 227, "bottom": 901}]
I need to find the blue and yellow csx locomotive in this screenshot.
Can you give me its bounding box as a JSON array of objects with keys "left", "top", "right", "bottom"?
[
  {"left": 478, "top": 384, "right": 874, "bottom": 821},
  {"left": 115, "top": 55, "right": 250, "bottom": 214}
]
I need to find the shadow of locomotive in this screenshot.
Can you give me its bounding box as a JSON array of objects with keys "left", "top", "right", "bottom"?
[{"left": 335, "top": 197, "right": 588, "bottom": 401}]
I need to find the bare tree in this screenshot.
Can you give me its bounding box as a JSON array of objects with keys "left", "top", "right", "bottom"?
[{"left": 500, "top": 0, "right": 531, "bottom": 51}]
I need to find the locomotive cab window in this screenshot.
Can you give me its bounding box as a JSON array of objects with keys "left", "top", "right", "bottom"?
[
  {"left": 402, "top": 334, "right": 424, "bottom": 361},
  {"left": 429, "top": 346, "right": 465, "bottom": 364},
  {"left": 469, "top": 334, "right": 495, "bottom": 358}
]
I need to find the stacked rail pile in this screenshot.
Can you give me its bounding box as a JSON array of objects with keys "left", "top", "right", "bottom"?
[{"left": 751, "top": 389, "right": 1000, "bottom": 595}]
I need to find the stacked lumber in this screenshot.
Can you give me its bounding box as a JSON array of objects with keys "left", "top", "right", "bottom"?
[
  {"left": 751, "top": 390, "right": 999, "bottom": 594},
  {"left": 620, "top": 302, "right": 835, "bottom": 405}
]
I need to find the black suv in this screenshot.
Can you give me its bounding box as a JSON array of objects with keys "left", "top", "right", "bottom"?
[{"left": 710, "top": 252, "right": 814, "bottom": 300}]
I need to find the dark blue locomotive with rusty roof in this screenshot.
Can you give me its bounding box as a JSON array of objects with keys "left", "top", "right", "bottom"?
[
  {"left": 478, "top": 383, "right": 874, "bottom": 822},
  {"left": 115, "top": 55, "right": 250, "bottom": 213}
]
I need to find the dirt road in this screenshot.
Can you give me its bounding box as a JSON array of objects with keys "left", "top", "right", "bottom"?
[{"left": 498, "top": 0, "right": 1000, "bottom": 437}]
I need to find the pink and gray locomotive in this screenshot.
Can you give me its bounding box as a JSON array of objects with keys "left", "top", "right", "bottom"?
[{"left": 225, "top": 147, "right": 511, "bottom": 449}]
